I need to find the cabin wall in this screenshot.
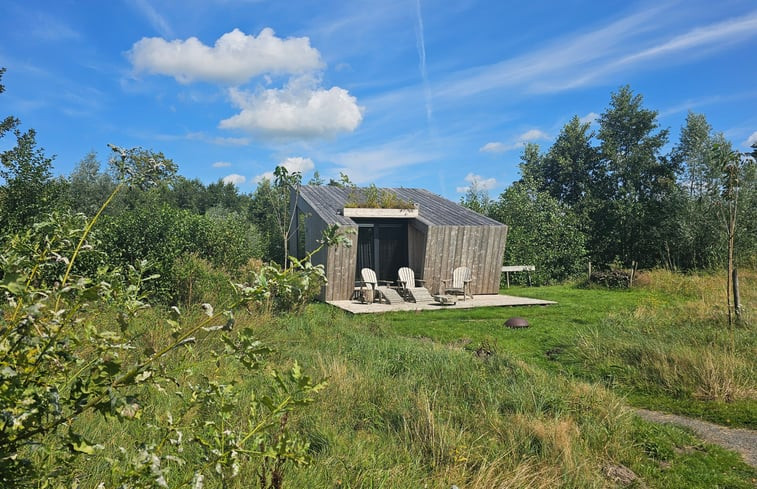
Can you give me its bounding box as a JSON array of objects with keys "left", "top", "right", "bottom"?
[
  {"left": 291, "top": 198, "right": 359, "bottom": 301},
  {"left": 422, "top": 224, "right": 508, "bottom": 295},
  {"left": 325, "top": 224, "right": 358, "bottom": 301}
]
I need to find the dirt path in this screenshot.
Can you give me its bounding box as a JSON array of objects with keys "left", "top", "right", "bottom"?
[{"left": 635, "top": 408, "right": 757, "bottom": 468}]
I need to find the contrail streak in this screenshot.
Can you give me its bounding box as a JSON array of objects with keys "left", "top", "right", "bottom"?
[{"left": 415, "top": 0, "right": 433, "bottom": 124}]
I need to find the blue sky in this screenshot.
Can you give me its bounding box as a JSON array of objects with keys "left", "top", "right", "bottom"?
[{"left": 2, "top": 0, "right": 756, "bottom": 199}]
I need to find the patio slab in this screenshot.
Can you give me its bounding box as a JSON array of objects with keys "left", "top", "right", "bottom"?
[{"left": 327, "top": 294, "right": 556, "bottom": 314}]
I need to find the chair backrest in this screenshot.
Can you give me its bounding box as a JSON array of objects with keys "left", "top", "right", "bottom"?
[
  {"left": 397, "top": 267, "right": 415, "bottom": 288},
  {"left": 361, "top": 268, "right": 378, "bottom": 287},
  {"left": 451, "top": 267, "right": 471, "bottom": 288}
]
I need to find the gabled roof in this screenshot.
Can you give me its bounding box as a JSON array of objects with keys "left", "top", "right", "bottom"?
[{"left": 297, "top": 186, "right": 505, "bottom": 227}]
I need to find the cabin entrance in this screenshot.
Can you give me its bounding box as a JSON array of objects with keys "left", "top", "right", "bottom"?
[{"left": 355, "top": 220, "right": 408, "bottom": 282}]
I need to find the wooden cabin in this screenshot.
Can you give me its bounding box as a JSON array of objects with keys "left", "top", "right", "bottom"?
[{"left": 290, "top": 186, "right": 508, "bottom": 301}]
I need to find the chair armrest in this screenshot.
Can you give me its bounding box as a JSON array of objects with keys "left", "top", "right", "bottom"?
[
  {"left": 415, "top": 279, "right": 426, "bottom": 285},
  {"left": 378, "top": 279, "right": 393, "bottom": 286}
]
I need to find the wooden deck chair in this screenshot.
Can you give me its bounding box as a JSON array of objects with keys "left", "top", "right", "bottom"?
[
  {"left": 397, "top": 267, "right": 434, "bottom": 303},
  {"left": 360, "top": 268, "right": 404, "bottom": 304},
  {"left": 442, "top": 266, "right": 473, "bottom": 301}
]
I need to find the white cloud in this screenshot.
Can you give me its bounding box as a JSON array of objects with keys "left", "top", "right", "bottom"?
[
  {"left": 614, "top": 12, "right": 757, "bottom": 68},
  {"left": 746, "top": 131, "right": 757, "bottom": 147},
  {"left": 556, "top": 11, "right": 757, "bottom": 91},
  {"left": 254, "top": 156, "right": 315, "bottom": 183},
  {"left": 219, "top": 76, "right": 363, "bottom": 139},
  {"left": 456, "top": 173, "right": 497, "bottom": 193},
  {"left": 579, "top": 112, "right": 599, "bottom": 124},
  {"left": 519, "top": 129, "right": 549, "bottom": 141},
  {"left": 151, "top": 131, "right": 251, "bottom": 146},
  {"left": 212, "top": 161, "right": 231, "bottom": 168},
  {"left": 222, "top": 173, "right": 246, "bottom": 186},
  {"left": 128, "top": 28, "right": 323, "bottom": 84},
  {"left": 480, "top": 142, "right": 507, "bottom": 153}
]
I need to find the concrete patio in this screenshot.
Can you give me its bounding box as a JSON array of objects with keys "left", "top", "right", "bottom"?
[{"left": 327, "top": 294, "right": 556, "bottom": 314}]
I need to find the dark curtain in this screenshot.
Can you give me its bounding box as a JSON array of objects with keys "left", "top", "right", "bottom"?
[
  {"left": 356, "top": 226, "right": 374, "bottom": 275},
  {"left": 377, "top": 225, "right": 406, "bottom": 281}
]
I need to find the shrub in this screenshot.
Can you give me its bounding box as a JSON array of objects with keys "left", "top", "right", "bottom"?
[
  {"left": 97, "top": 203, "right": 263, "bottom": 303},
  {"left": 0, "top": 145, "right": 325, "bottom": 488},
  {"left": 172, "top": 253, "right": 236, "bottom": 306},
  {"left": 490, "top": 182, "right": 588, "bottom": 285}
]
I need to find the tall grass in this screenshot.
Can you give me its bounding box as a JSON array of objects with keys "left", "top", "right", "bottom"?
[{"left": 575, "top": 269, "right": 756, "bottom": 425}]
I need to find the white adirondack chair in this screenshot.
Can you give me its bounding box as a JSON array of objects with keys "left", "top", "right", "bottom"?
[
  {"left": 397, "top": 267, "right": 434, "bottom": 303},
  {"left": 442, "top": 266, "right": 473, "bottom": 301},
  {"left": 360, "top": 268, "right": 403, "bottom": 304}
]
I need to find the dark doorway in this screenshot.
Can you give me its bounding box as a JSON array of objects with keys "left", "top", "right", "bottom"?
[{"left": 355, "top": 220, "right": 408, "bottom": 282}]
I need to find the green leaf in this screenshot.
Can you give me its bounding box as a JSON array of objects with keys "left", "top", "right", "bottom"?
[
  {"left": 68, "top": 431, "right": 98, "bottom": 455},
  {"left": 0, "top": 271, "right": 25, "bottom": 294}
]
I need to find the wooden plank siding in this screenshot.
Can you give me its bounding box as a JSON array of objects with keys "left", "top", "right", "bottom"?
[
  {"left": 325, "top": 224, "right": 358, "bottom": 301},
  {"left": 420, "top": 224, "right": 508, "bottom": 296}
]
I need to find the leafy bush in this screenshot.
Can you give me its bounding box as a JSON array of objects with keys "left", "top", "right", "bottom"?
[
  {"left": 97, "top": 203, "right": 262, "bottom": 303},
  {"left": 490, "top": 181, "right": 587, "bottom": 285},
  {"left": 0, "top": 145, "right": 326, "bottom": 488},
  {"left": 241, "top": 225, "right": 352, "bottom": 314},
  {"left": 172, "top": 253, "right": 236, "bottom": 306}
]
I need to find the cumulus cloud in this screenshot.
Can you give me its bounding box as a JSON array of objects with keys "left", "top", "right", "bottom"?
[
  {"left": 212, "top": 161, "right": 231, "bottom": 168},
  {"left": 254, "top": 156, "right": 315, "bottom": 183},
  {"left": 746, "top": 131, "right": 757, "bottom": 146},
  {"left": 222, "top": 173, "right": 246, "bottom": 186},
  {"left": 129, "top": 28, "right": 323, "bottom": 84},
  {"left": 220, "top": 76, "right": 363, "bottom": 139},
  {"left": 456, "top": 173, "right": 497, "bottom": 193},
  {"left": 480, "top": 142, "right": 507, "bottom": 153},
  {"left": 519, "top": 129, "right": 549, "bottom": 141},
  {"left": 580, "top": 112, "right": 599, "bottom": 124}
]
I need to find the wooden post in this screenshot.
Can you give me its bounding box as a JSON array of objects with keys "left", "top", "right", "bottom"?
[
  {"left": 506, "top": 271, "right": 510, "bottom": 288},
  {"left": 733, "top": 268, "right": 741, "bottom": 321},
  {"left": 588, "top": 262, "right": 592, "bottom": 282},
  {"left": 630, "top": 261, "right": 637, "bottom": 287}
]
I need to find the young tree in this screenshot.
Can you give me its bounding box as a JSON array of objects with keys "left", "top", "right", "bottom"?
[
  {"left": 528, "top": 116, "right": 601, "bottom": 211},
  {"left": 250, "top": 166, "right": 303, "bottom": 267},
  {"left": 594, "top": 85, "right": 677, "bottom": 267},
  {"left": 460, "top": 177, "right": 493, "bottom": 215},
  {"left": 712, "top": 143, "right": 756, "bottom": 325},
  {"left": 673, "top": 111, "right": 717, "bottom": 196},
  {"left": 67, "top": 151, "right": 117, "bottom": 216},
  {"left": 668, "top": 115, "right": 736, "bottom": 269},
  {"left": 0, "top": 68, "right": 63, "bottom": 234},
  {"left": 0, "top": 127, "right": 61, "bottom": 234}
]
